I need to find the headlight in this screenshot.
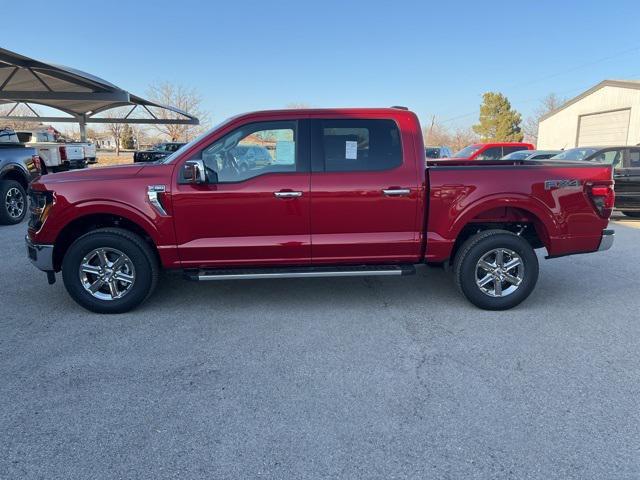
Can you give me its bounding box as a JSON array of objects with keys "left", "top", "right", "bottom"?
[{"left": 28, "top": 190, "right": 54, "bottom": 230}]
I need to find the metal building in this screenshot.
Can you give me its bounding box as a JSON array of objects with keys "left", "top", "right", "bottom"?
[{"left": 537, "top": 80, "right": 640, "bottom": 149}]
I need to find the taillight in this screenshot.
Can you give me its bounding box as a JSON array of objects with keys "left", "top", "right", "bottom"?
[
  {"left": 587, "top": 183, "right": 615, "bottom": 218},
  {"left": 59, "top": 145, "right": 67, "bottom": 161},
  {"left": 32, "top": 155, "right": 42, "bottom": 172}
]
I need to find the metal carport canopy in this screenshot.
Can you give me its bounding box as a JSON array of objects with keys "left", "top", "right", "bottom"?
[{"left": 0, "top": 47, "right": 199, "bottom": 140}]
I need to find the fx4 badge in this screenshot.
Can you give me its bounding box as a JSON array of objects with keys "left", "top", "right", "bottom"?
[{"left": 544, "top": 179, "right": 581, "bottom": 190}]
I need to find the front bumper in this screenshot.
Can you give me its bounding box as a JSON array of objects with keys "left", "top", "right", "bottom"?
[
  {"left": 25, "top": 235, "right": 54, "bottom": 271},
  {"left": 598, "top": 229, "right": 615, "bottom": 251}
]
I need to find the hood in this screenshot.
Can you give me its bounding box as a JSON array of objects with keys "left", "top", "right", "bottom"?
[{"left": 40, "top": 164, "right": 144, "bottom": 184}]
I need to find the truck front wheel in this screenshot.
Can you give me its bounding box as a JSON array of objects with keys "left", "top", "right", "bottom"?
[
  {"left": 61, "top": 228, "right": 159, "bottom": 313},
  {"left": 453, "top": 229, "right": 539, "bottom": 310},
  {"left": 0, "top": 179, "right": 27, "bottom": 225}
]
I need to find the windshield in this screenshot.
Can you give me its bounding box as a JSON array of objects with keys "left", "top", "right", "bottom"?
[
  {"left": 452, "top": 144, "right": 482, "bottom": 158},
  {"left": 502, "top": 150, "right": 531, "bottom": 160},
  {"left": 550, "top": 148, "right": 598, "bottom": 161},
  {"left": 158, "top": 117, "right": 239, "bottom": 164}
]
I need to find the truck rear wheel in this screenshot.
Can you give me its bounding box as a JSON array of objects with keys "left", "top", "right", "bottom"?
[
  {"left": 0, "top": 179, "right": 27, "bottom": 225},
  {"left": 453, "top": 229, "right": 538, "bottom": 310},
  {"left": 62, "top": 228, "right": 158, "bottom": 313}
]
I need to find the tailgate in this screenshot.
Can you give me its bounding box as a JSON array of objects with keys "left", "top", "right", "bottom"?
[{"left": 64, "top": 145, "right": 85, "bottom": 160}]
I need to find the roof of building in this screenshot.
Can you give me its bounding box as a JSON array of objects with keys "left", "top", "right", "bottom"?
[{"left": 540, "top": 79, "right": 640, "bottom": 122}]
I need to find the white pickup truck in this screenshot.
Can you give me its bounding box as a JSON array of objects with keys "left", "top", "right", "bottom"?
[
  {"left": 64, "top": 140, "right": 97, "bottom": 164},
  {"left": 16, "top": 130, "right": 86, "bottom": 173},
  {"left": 81, "top": 142, "right": 97, "bottom": 163}
]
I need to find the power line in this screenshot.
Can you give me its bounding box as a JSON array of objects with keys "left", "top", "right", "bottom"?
[
  {"left": 437, "top": 45, "right": 640, "bottom": 124},
  {"left": 503, "top": 45, "right": 640, "bottom": 91}
]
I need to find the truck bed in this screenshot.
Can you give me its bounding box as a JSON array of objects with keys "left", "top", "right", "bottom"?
[{"left": 425, "top": 159, "right": 613, "bottom": 261}]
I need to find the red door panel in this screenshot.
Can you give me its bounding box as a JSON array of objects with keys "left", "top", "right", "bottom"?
[
  {"left": 310, "top": 171, "right": 420, "bottom": 263},
  {"left": 172, "top": 174, "right": 310, "bottom": 267}
]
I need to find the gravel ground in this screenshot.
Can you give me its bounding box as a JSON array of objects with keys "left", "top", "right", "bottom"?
[{"left": 1, "top": 215, "right": 639, "bottom": 479}]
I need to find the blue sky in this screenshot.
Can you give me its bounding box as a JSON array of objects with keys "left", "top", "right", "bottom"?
[{"left": 2, "top": 0, "right": 639, "bottom": 129}]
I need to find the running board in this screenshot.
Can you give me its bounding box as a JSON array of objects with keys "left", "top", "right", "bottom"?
[{"left": 184, "top": 264, "right": 416, "bottom": 281}]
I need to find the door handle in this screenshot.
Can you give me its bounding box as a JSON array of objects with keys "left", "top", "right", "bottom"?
[
  {"left": 382, "top": 188, "right": 411, "bottom": 196},
  {"left": 274, "top": 191, "right": 303, "bottom": 198}
]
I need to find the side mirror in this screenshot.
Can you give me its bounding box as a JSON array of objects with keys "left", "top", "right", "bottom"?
[{"left": 180, "top": 160, "right": 206, "bottom": 184}]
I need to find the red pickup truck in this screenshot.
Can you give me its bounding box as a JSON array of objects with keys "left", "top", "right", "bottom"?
[
  {"left": 26, "top": 108, "right": 615, "bottom": 313},
  {"left": 452, "top": 142, "right": 535, "bottom": 160}
]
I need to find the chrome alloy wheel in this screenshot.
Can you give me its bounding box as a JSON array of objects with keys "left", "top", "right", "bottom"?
[
  {"left": 475, "top": 248, "right": 524, "bottom": 298},
  {"left": 6, "top": 187, "right": 24, "bottom": 219},
  {"left": 79, "top": 247, "right": 136, "bottom": 301}
]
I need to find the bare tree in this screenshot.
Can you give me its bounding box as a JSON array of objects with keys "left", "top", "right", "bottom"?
[
  {"left": 146, "top": 82, "right": 210, "bottom": 142},
  {"left": 523, "top": 93, "right": 566, "bottom": 144},
  {"left": 101, "top": 109, "right": 128, "bottom": 156},
  {"left": 129, "top": 124, "right": 149, "bottom": 150},
  {"left": 0, "top": 103, "right": 43, "bottom": 130},
  {"left": 422, "top": 118, "right": 479, "bottom": 152},
  {"left": 449, "top": 127, "right": 479, "bottom": 152}
]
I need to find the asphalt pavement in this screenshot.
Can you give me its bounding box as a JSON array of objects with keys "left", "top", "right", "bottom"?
[{"left": 1, "top": 215, "right": 639, "bottom": 479}]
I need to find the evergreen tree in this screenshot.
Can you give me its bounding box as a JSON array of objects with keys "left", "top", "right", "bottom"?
[
  {"left": 473, "top": 92, "right": 523, "bottom": 142},
  {"left": 121, "top": 124, "right": 134, "bottom": 150}
]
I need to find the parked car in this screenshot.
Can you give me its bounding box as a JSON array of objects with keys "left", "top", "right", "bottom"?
[
  {"left": 452, "top": 142, "right": 535, "bottom": 160},
  {"left": 550, "top": 146, "right": 640, "bottom": 217},
  {"left": 16, "top": 130, "right": 86, "bottom": 172},
  {"left": 133, "top": 142, "right": 186, "bottom": 163},
  {"left": 229, "top": 144, "right": 273, "bottom": 171},
  {"left": 425, "top": 146, "right": 453, "bottom": 159},
  {"left": 0, "top": 128, "right": 41, "bottom": 224},
  {"left": 26, "top": 108, "right": 615, "bottom": 314},
  {"left": 501, "top": 150, "right": 562, "bottom": 161}
]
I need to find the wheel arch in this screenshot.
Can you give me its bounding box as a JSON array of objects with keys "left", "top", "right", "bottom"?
[
  {"left": 51, "top": 212, "right": 161, "bottom": 272},
  {"left": 447, "top": 195, "right": 555, "bottom": 263},
  {"left": 0, "top": 165, "right": 30, "bottom": 190}
]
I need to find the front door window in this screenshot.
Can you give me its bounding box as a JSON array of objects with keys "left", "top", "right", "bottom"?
[{"left": 195, "top": 121, "right": 298, "bottom": 183}]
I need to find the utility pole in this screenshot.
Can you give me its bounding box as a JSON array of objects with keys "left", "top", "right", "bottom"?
[{"left": 426, "top": 115, "right": 436, "bottom": 144}]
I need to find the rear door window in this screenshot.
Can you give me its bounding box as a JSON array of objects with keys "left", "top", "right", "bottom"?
[
  {"left": 502, "top": 146, "right": 526, "bottom": 156},
  {"left": 16, "top": 132, "right": 31, "bottom": 143},
  {"left": 591, "top": 149, "right": 624, "bottom": 167},
  {"left": 627, "top": 149, "right": 640, "bottom": 169},
  {"left": 312, "top": 119, "right": 402, "bottom": 172}
]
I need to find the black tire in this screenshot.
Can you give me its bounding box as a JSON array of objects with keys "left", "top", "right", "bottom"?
[
  {"left": 622, "top": 211, "right": 640, "bottom": 218},
  {"left": 62, "top": 228, "right": 159, "bottom": 313},
  {"left": 0, "top": 179, "right": 27, "bottom": 225},
  {"left": 453, "top": 229, "right": 539, "bottom": 310}
]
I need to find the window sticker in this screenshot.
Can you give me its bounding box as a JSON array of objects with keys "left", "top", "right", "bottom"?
[
  {"left": 275, "top": 140, "right": 295, "bottom": 164},
  {"left": 345, "top": 141, "right": 358, "bottom": 160}
]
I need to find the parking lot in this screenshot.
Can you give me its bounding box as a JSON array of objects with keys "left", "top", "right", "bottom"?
[{"left": 1, "top": 215, "right": 639, "bottom": 479}]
